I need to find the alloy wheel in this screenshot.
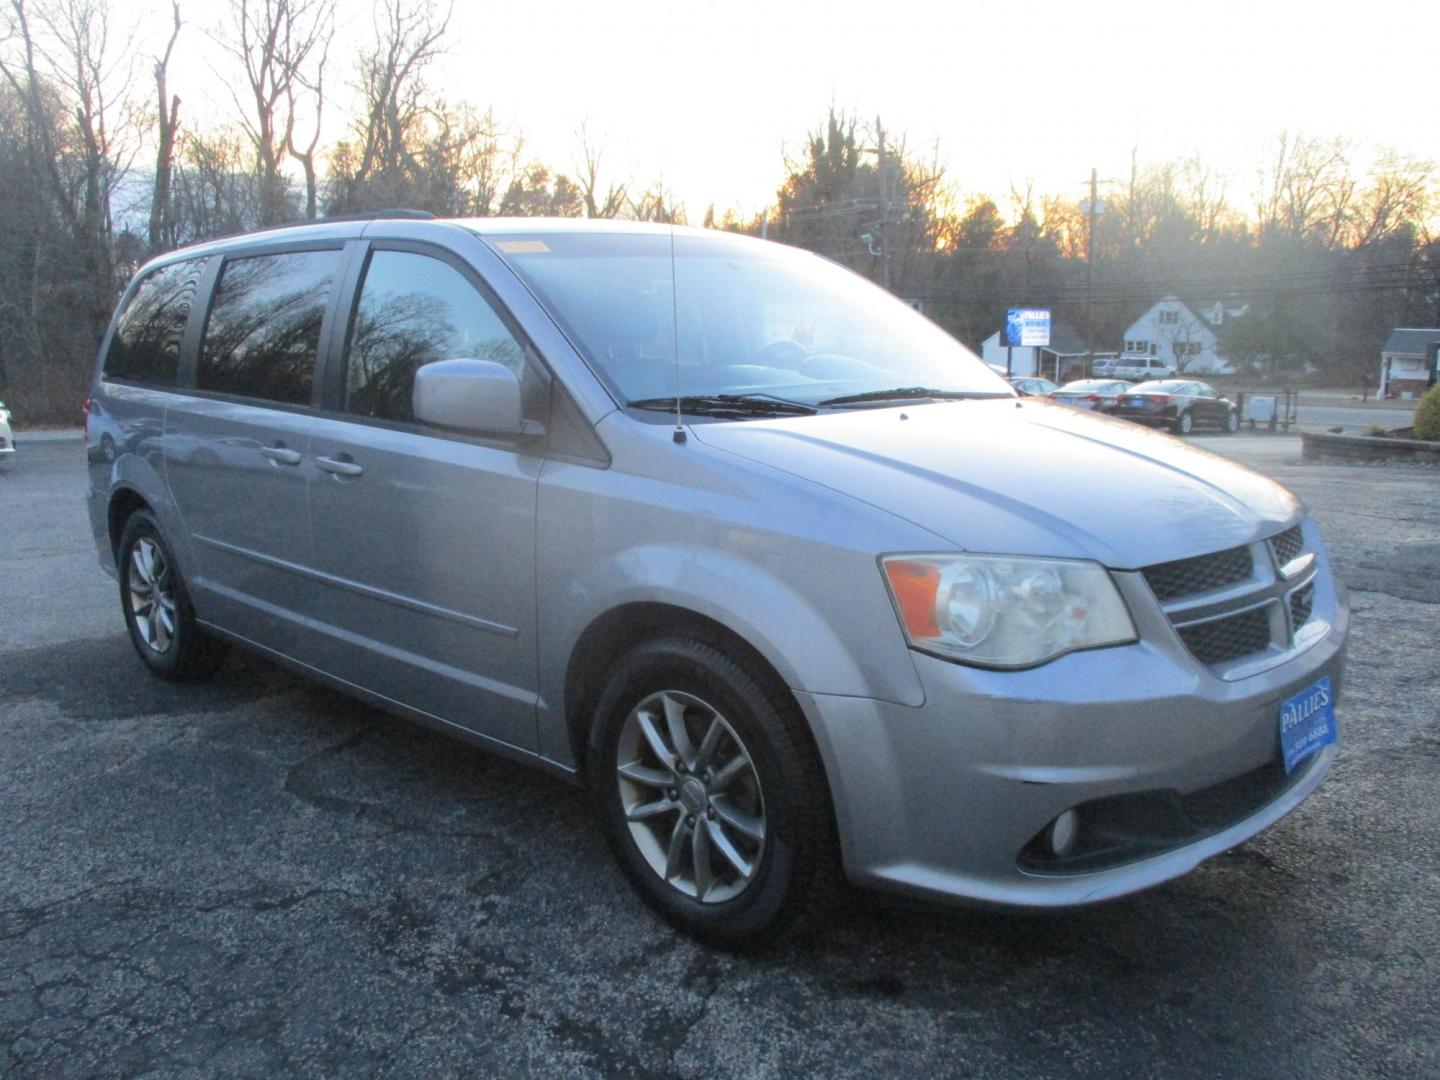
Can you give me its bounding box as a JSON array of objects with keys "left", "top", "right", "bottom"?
[
  {"left": 127, "top": 537, "right": 176, "bottom": 653},
  {"left": 615, "top": 690, "right": 766, "bottom": 903}
]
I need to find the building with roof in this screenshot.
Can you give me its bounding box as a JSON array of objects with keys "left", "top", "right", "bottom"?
[
  {"left": 1118, "top": 294, "right": 1246, "bottom": 375},
  {"left": 979, "top": 320, "right": 1093, "bottom": 381},
  {"left": 1379, "top": 328, "right": 1440, "bottom": 399}
]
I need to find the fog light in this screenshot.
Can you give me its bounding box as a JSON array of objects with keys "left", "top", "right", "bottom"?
[{"left": 1050, "top": 810, "right": 1079, "bottom": 856}]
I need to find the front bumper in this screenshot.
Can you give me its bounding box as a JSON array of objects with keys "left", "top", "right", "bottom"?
[{"left": 798, "top": 575, "right": 1348, "bottom": 907}]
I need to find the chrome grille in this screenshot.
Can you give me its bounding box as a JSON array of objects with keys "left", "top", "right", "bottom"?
[
  {"left": 1270, "top": 525, "right": 1304, "bottom": 567},
  {"left": 1176, "top": 606, "right": 1273, "bottom": 666},
  {"left": 1290, "top": 582, "right": 1315, "bottom": 629},
  {"left": 1141, "top": 523, "right": 1321, "bottom": 676},
  {"left": 1142, "top": 546, "right": 1253, "bottom": 602}
]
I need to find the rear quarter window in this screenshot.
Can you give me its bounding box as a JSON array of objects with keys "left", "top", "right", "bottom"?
[{"left": 102, "top": 258, "right": 206, "bottom": 386}]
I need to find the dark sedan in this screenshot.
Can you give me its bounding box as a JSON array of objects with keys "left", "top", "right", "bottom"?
[{"left": 1112, "top": 379, "right": 1239, "bottom": 435}]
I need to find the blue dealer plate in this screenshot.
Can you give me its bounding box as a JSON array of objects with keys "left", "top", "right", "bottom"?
[{"left": 1279, "top": 675, "right": 1337, "bottom": 773}]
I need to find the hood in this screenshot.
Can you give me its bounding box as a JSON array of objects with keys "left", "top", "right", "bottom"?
[{"left": 689, "top": 399, "right": 1300, "bottom": 569}]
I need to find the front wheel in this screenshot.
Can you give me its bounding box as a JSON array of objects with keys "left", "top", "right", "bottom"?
[
  {"left": 118, "top": 510, "right": 224, "bottom": 680},
  {"left": 587, "top": 634, "right": 836, "bottom": 949},
  {"left": 1172, "top": 411, "right": 1194, "bottom": 435}
]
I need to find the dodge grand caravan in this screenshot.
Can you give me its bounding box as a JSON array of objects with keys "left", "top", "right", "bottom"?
[{"left": 86, "top": 216, "right": 1346, "bottom": 946}]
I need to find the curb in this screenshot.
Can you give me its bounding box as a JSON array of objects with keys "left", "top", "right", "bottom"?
[{"left": 1300, "top": 431, "right": 1440, "bottom": 463}]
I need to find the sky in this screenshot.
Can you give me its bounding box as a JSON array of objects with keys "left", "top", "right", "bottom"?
[{"left": 121, "top": 0, "right": 1440, "bottom": 220}]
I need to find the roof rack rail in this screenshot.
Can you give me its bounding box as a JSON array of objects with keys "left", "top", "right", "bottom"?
[
  {"left": 239, "top": 209, "right": 438, "bottom": 237},
  {"left": 315, "top": 209, "right": 437, "bottom": 223}
]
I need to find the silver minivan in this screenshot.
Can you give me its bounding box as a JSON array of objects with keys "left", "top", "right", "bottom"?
[{"left": 86, "top": 216, "right": 1346, "bottom": 946}]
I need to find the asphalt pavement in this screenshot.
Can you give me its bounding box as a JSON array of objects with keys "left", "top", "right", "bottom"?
[{"left": 2, "top": 434, "right": 1438, "bottom": 1078}]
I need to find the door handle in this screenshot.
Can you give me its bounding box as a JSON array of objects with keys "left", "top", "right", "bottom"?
[
  {"left": 316, "top": 454, "right": 363, "bottom": 478},
  {"left": 260, "top": 444, "right": 302, "bottom": 465}
]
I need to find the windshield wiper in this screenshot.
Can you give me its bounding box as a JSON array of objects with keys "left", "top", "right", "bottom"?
[
  {"left": 626, "top": 394, "right": 817, "bottom": 418},
  {"left": 815, "top": 387, "right": 1009, "bottom": 407}
]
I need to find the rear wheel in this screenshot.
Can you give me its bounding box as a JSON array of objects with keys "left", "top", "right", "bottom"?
[
  {"left": 1172, "top": 410, "right": 1194, "bottom": 435},
  {"left": 587, "top": 634, "right": 836, "bottom": 949},
  {"left": 118, "top": 510, "right": 223, "bottom": 680}
]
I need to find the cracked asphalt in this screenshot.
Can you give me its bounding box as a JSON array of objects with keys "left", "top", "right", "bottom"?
[{"left": 2, "top": 434, "right": 1438, "bottom": 1078}]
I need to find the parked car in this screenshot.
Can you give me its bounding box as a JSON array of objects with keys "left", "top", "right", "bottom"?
[
  {"left": 86, "top": 217, "right": 1345, "bottom": 947},
  {"left": 1051, "top": 379, "right": 1133, "bottom": 413},
  {"left": 1114, "top": 380, "right": 1240, "bottom": 435},
  {"left": 0, "top": 399, "right": 12, "bottom": 458},
  {"left": 1008, "top": 376, "right": 1059, "bottom": 397},
  {"left": 1094, "top": 355, "right": 1176, "bottom": 381}
]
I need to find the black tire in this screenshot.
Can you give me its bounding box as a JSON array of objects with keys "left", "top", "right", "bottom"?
[
  {"left": 586, "top": 633, "right": 837, "bottom": 949},
  {"left": 1224, "top": 408, "right": 1239, "bottom": 434},
  {"left": 1172, "top": 410, "right": 1194, "bottom": 435},
  {"left": 117, "top": 509, "right": 224, "bottom": 680}
]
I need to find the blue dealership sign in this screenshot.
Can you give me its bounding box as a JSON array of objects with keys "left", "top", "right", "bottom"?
[{"left": 1005, "top": 308, "right": 1051, "bottom": 347}]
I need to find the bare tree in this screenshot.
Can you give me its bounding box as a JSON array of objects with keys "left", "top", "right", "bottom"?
[
  {"left": 627, "top": 177, "right": 685, "bottom": 224},
  {"left": 0, "top": 0, "right": 139, "bottom": 418},
  {"left": 216, "top": 0, "right": 333, "bottom": 225},
  {"left": 453, "top": 104, "right": 520, "bottom": 216},
  {"left": 148, "top": 1, "right": 181, "bottom": 250},
  {"left": 574, "top": 120, "right": 626, "bottom": 219},
  {"left": 1347, "top": 151, "right": 1432, "bottom": 249},
  {"left": 3, "top": 0, "right": 135, "bottom": 244},
  {"left": 171, "top": 124, "right": 265, "bottom": 241},
  {"left": 1179, "top": 155, "right": 1232, "bottom": 242},
  {"left": 1253, "top": 132, "right": 1354, "bottom": 245},
  {"left": 352, "top": 0, "right": 448, "bottom": 190},
  {"left": 281, "top": 0, "right": 332, "bottom": 218}
]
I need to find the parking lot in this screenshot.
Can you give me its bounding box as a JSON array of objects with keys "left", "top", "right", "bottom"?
[{"left": 2, "top": 432, "right": 1437, "bottom": 1078}]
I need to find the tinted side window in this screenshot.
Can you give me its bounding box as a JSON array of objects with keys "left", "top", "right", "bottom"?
[
  {"left": 344, "top": 250, "right": 526, "bottom": 422},
  {"left": 103, "top": 258, "right": 206, "bottom": 386},
  {"left": 198, "top": 249, "right": 340, "bottom": 405}
]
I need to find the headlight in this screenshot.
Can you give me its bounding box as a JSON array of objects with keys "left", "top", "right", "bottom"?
[{"left": 881, "top": 553, "right": 1136, "bottom": 669}]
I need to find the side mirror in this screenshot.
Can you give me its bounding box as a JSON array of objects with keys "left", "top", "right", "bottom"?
[{"left": 413, "top": 359, "right": 538, "bottom": 437}]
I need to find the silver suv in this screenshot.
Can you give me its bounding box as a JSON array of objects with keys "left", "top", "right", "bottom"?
[
  {"left": 86, "top": 217, "right": 1346, "bottom": 946},
  {"left": 1095, "top": 354, "right": 1177, "bottom": 380}
]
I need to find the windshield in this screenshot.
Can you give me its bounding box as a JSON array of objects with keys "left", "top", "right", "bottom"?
[
  {"left": 1140, "top": 381, "right": 1189, "bottom": 393},
  {"left": 1061, "top": 380, "right": 1121, "bottom": 392},
  {"left": 484, "top": 229, "right": 1011, "bottom": 409}
]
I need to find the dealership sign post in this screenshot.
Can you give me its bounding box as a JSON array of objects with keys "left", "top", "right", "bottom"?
[{"left": 1004, "top": 308, "right": 1051, "bottom": 376}]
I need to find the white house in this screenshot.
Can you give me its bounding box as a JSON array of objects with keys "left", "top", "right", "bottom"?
[
  {"left": 1120, "top": 295, "right": 1246, "bottom": 375},
  {"left": 1379, "top": 328, "right": 1440, "bottom": 399},
  {"left": 979, "top": 321, "right": 1091, "bottom": 381}
]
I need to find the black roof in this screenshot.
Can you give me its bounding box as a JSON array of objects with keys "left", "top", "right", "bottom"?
[{"left": 1382, "top": 328, "right": 1440, "bottom": 355}]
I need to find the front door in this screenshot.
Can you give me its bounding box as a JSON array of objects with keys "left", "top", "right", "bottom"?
[
  {"left": 1191, "top": 384, "right": 1223, "bottom": 424},
  {"left": 305, "top": 246, "right": 543, "bottom": 750}
]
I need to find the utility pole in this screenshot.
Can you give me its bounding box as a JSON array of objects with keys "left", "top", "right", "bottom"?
[
  {"left": 1085, "top": 167, "right": 1097, "bottom": 377},
  {"left": 876, "top": 119, "right": 891, "bottom": 290}
]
